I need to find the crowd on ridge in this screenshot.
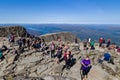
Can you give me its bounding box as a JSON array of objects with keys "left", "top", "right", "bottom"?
[{"left": 0, "top": 34, "right": 120, "bottom": 80}]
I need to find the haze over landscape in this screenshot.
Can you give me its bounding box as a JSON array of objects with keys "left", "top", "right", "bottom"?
[{"left": 0, "top": 0, "right": 120, "bottom": 44}]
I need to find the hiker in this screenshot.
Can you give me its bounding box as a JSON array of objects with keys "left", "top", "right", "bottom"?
[
  {"left": 117, "top": 46, "right": 120, "bottom": 52},
  {"left": 49, "top": 42, "right": 55, "bottom": 58},
  {"left": 102, "top": 38, "right": 106, "bottom": 48},
  {"left": 32, "top": 41, "right": 37, "bottom": 51},
  {"left": 0, "top": 49, "right": 4, "bottom": 61},
  {"left": 18, "top": 38, "right": 23, "bottom": 49},
  {"left": 88, "top": 38, "right": 91, "bottom": 47},
  {"left": 12, "top": 48, "right": 18, "bottom": 54},
  {"left": 104, "top": 52, "right": 111, "bottom": 61},
  {"left": 27, "top": 38, "right": 31, "bottom": 50},
  {"left": 64, "top": 49, "right": 71, "bottom": 69},
  {"left": 40, "top": 39, "right": 47, "bottom": 51},
  {"left": 35, "top": 40, "right": 41, "bottom": 49},
  {"left": 56, "top": 44, "right": 63, "bottom": 63},
  {"left": 7, "top": 34, "right": 12, "bottom": 43},
  {"left": 80, "top": 55, "right": 92, "bottom": 80},
  {"left": 90, "top": 40, "right": 95, "bottom": 50},
  {"left": 98, "top": 55, "right": 104, "bottom": 64},
  {"left": 1, "top": 43, "right": 8, "bottom": 52},
  {"left": 9, "top": 33, "right": 15, "bottom": 47},
  {"left": 11, "top": 33, "right": 15, "bottom": 43},
  {"left": 106, "top": 39, "right": 111, "bottom": 48},
  {"left": 83, "top": 40, "right": 87, "bottom": 50},
  {"left": 75, "top": 37, "right": 78, "bottom": 44},
  {"left": 104, "top": 52, "right": 114, "bottom": 64},
  {"left": 22, "top": 38, "right": 26, "bottom": 47},
  {"left": 109, "top": 43, "right": 116, "bottom": 50},
  {"left": 99, "top": 37, "right": 103, "bottom": 47},
  {"left": 63, "top": 44, "right": 69, "bottom": 52},
  {"left": 57, "top": 37, "right": 62, "bottom": 45}
]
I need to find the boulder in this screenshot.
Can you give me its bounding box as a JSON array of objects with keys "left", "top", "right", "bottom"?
[
  {"left": 13, "top": 76, "right": 43, "bottom": 80},
  {"left": 6, "top": 54, "right": 17, "bottom": 66},
  {"left": 43, "top": 75, "right": 76, "bottom": 80},
  {"left": 15, "top": 64, "right": 27, "bottom": 75},
  {"left": 37, "top": 65, "right": 48, "bottom": 75},
  {"left": 39, "top": 32, "right": 80, "bottom": 43},
  {"left": 29, "top": 72, "right": 38, "bottom": 77},
  {"left": 0, "top": 26, "right": 30, "bottom": 37},
  {"left": 102, "top": 61, "right": 117, "bottom": 76},
  {"left": 53, "top": 64, "right": 64, "bottom": 76}
]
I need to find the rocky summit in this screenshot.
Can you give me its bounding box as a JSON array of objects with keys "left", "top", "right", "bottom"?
[
  {"left": 0, "top": 27, "right": 120, "bottom": 80},
  {"left": 0, "top": 26, "right": 30, "bottom": 37}
]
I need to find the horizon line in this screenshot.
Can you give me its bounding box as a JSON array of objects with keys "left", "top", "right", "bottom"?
[{"left": 0, "top": 23, "right": 120, "bottom": 25}]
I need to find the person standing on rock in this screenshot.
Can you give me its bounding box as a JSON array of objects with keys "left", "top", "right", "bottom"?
[
  {"left": 27, "top": 38, "right": 30, "bottom": 50},
  {"left": 90, "top": 40, "right": 95, "bottom": 50},
  {"left": 83, "top": 39, "right": 87, "bottom": 50},
  {"left": 99, "top": 37, "right": 103, "bottom": 47},
  {"left": 88, "top": 38, "right": 91, "bottom": 47},
  {"left": 56, "top": 44, "right": 63, "bottom": 64},
  {"left": 22, "top": 38, "right": 26, "bottom": 47},
  {"left": 106, "top": 39, "right": 111, "bottom": 48},
  {"left": 80, "top": 55, "right": 92, "bottom": 80},
  {"left": 49, "top": 42, "right": 55, "bottom": 58},
  {"left": 75, "top": 37, "right": 78, "bottom": 44},
  {"left": 64, "top": 49, "right": 71, "bottom": 69}
]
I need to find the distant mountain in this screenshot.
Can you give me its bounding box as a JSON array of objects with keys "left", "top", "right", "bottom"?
[{"left": 0, "top": 24, "right": 120, "bottom": 45}]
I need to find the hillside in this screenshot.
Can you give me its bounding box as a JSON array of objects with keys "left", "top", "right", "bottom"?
[
  {"left": 0, "top": 32, "right": 120, "bottom": 80},
  {"left": 21, "top": 24, "right": 120, "bottom": 45},
  {"left": 0, "top": 24, "right": 120, "bottom": 45},
  {"left": 0, "top": 26, "right": 30, "bottom": 37}
]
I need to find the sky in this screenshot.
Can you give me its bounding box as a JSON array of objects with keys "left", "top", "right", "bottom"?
[{"left": 0, "top": 0, "right": 120, "bottom": 24}]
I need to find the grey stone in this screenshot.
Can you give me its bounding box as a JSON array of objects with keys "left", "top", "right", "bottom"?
[
  {"left": 0, "top": 26, "right": 30, "bottom": 37},
  {"left": 37, "top": 65, "right": 48, "bottom": 75},
  {"left": 39, "top": 32, "right": 80, "bottom": 43}
]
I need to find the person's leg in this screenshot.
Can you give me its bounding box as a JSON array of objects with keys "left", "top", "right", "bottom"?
[
  {"left": 82, "top": 70, "right": 86, "bottom": 80},
  {"left": 51, "top": 50, "right": 54, "bottom": 58}
]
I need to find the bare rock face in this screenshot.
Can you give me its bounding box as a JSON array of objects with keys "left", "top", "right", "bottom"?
[
  {"left": 0, "top": 26, "right": 30, "bottom": 37},
  {"left": 102, "top": 62, "right": 117, "bottom": 76},
  {"left": 39, "top": 32, "right": 80, "bottom": 43}
]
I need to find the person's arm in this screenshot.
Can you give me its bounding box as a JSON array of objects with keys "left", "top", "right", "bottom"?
[
  {"left": 82, "top": 62, "right": 87, "bottom": 67},
  {"left": 87, "top": 60, "right": 91, "bottom": 67}
]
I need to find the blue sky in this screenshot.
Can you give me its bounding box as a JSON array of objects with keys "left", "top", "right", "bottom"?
[{"left": 0, "top": 0, "right": 120, "bottom": 24}]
